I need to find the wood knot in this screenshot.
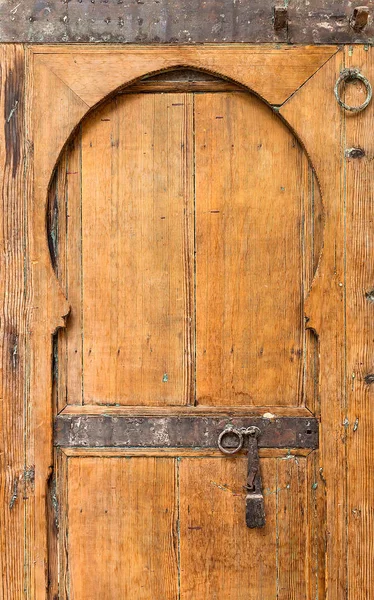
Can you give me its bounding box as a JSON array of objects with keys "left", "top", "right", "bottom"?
[
  {"left": 364, "top": 373, "right": 374, "bottom": 385},
  {"left": 345, "top": 147, "right": 366, "bottom": 159}
]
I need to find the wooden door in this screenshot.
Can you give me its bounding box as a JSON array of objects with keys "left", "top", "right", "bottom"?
[
  {"left": 2, "top": 45, "right": 374, "bottom": 600},
  {"left": 50, "top": 74, "right": 323, "bottom": 599}
]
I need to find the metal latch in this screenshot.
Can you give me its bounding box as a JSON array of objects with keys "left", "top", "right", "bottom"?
[{"left": 218, "top": 424, "right": 265, "bottom": 528}]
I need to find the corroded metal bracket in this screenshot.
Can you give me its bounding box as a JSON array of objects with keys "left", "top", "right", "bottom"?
[
  {"left": 55, "top": 414, "right": 318, "bottom": 529},
  {"left": 54, "top": 415, "right": 319, "bottom": 450}
]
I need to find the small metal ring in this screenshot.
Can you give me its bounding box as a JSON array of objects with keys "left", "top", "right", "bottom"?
[
  {"left": 244, "top": 426, "right": 261, "bottom": 439},
  {"left": 334, "top": 68, "right": 372, "bottom": 113},
  {"left": 218, "top": 425, "right": 243, "bottom": 455}
]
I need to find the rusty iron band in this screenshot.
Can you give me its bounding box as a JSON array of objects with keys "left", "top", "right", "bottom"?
[
  {"left": 54, "top": 415, "right": 318, "bottom": 450},
  {"left": 334, "top": 68, "right": 372, "bottom": 113}
]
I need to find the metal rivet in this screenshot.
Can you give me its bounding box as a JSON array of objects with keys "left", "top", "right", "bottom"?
[
  {"left": 273, "top": 6, "right": 288, "bottom": 30},
  {"left": 350, "top": 6, "right": 370, "bottom": 32}
]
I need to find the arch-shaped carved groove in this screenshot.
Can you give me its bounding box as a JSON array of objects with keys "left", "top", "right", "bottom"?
[{"left": 47, "top": 67, "right": 324, "bottom": 411}]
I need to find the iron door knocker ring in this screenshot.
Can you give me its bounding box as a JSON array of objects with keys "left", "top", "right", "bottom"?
[
  {"left": 218, "top": 424, "right": 244, "bottom": 454},
  {"left": 334, "top": 68, "right": 372, "bottom": 113}
]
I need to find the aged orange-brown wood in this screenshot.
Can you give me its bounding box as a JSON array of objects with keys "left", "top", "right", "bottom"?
[
  {"left": 27, "top": 49, "right": 72, "bottom": 599},
  {"left": 29, "top": 45, "right": 338, "bottom": 207},
  {"left": 179, "top": 454, "right": 320, "bottom": 599},
  {"left": 61, "top": 447, "right": 313, "bottom": 458},
  {"left": 49, "top": 135, "right": 84, "bottom": 412},
  {"left": 306, "top": 450, "right": 326, "bottom": 599},
  {"left": 66, "top": 456, "right": 178, "bottom": 599},
  {"left": 120, "top": 68, "right": 245, "bottom": 94},
  {"left": 52, "top": 83, "right": 320, "bottom": 410},
  {"left": 344, "top": 45, "right": 374, "bottom": 600},
  {"left": 281, "top": 51, "right": 347, "bottom": 597},
  {"left": 60, "top": 403, "right": 313, "bottom": 416},
  {"left": 35, "top": 45, "right": 336, "bottom": 107},
  {"left": 195, "top": 91, "right": 321, "bottom": 407},
  {"left": 0, "top": 44, "right": 27, "bottom": 600},
  {"left": 53, "top": 92, "right": 194, "bottom": 406},
  {"left": 3, "top": 43, "right": 373, "bottom": 600}
]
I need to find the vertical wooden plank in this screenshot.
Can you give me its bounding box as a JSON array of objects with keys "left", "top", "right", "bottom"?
[
  {"left": 81, "top": 93, "right": 194, "bottom": 406},
  {"left": 344, "top": 45, "right": 374, "bottom": 599},
  {"left": 56, "top": 450, "right": 69, "bottom": 600},
  {"left": 179, "top": 457, "right": 278, "bottom": 599},
  {"left": 276, "top": 456, "right": 308, "bottom": 599},
  {"left": 179, "top": 456, "right": 317, "bottom": 599},
  {"left": 65, "top": 133, "right": 84, "bottom": 407},
  {"left": 66, "top": 456, "right": 178, "bottom": 599},
  {"left": 27, "top": 54, "right": 81, "bottom": 600},
  {"left": 195, "top": 92, "right": 315, "bottom": 408},
  {"left": 303, "top": 166, "right": 323, "bottom": 415},
  {"left": 280, "top": 51, "right": 347, "bottom": 598},
  {"left": 48, "top": 131, "right": 84, "bottom": 410},
  {"left": 50, "top": 150, "right": 69, "bottom": 412},
  {"left": 0, "top": 43, "right": 26, "bottom": 600},
  {"left": 306, "top": 450, "right": 326, "bottom": 600}
]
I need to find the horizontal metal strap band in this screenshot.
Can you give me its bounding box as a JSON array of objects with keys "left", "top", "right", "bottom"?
[{"left": 54, "top": 415, "right": 319, "bottom": 450}]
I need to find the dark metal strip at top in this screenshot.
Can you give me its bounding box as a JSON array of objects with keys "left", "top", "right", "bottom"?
[
  {"left": 54, "top": 415, "right": 319, "bottom": 449},
  {"left": 0, "top": 1, "right": 372, "bottom": 44}
]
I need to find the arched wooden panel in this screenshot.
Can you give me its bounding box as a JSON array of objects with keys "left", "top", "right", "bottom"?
[
  {"left": 194, "top": 92, "right": 322, "bottom": 406},
  {"left": 48, "top": 73, "right": 323, "bottom": 408}
]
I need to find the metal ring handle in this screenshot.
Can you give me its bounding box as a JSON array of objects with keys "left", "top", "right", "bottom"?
[
  {"left": 218, "top": 425, "right": 243, "bottom": 454},
  {"left": 334, "top": 68, "right": 372, "bottom": 113}
]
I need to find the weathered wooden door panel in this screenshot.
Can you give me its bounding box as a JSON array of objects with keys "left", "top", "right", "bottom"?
[
  {"left": 58, "top": 450, "right": 324, "bottom": 600},
  {"left": 195, "top": 92, "right": 322, "bottom": 406},
  {"left": 47, "top": 70, "right": 326, "bottom": 599},
  {"left": 51, "top": 93, "right": 194, "bottom": 407},
  {"left": 50, "top": 86, "right": 321, "bottom": 410},
  {"left": 4, "top": 45, "right": 373, "bottom": 600}
]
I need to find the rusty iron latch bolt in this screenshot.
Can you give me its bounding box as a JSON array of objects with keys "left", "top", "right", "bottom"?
[{"left": 218, "top": 425, "right": 265, "bottom": 529}]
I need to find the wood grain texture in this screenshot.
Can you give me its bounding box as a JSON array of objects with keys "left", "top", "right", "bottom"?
[
  {"left": 0, "top": 44, "right": 27, "bottom": 600},
  {"left": 27, "top": 49, "right": 72, "bottom": 599},
  {"left": 344, "top": 45, "right": 374, "bottom": 600},
  {"left": 10, "top": 43, "right": 374, "bottom": 599},
  {"left": 60, "top": 404, "right": 313, "bottom": 416},
  {"left": 57, "top": 453, "right": 323, "bottom": 600},
  {"left": 66, "top": 456, "right": 178, "bottom": 600},
  {"left": 51, "top": 85, "right": 321, "bottom": 409},
  {"left": 49, "top": 135, "right": 84, "bottom": 411},
  {"left": 35, "top": 45, "right": 336, "bottom": 107},
  {"left": 195, "top": 92, "right": 320, "bottom": 406},
  {"left": 62, "top": 447, "right": 313, "bottom": 458},
  {"left": 280, "top": 50, "right": 347, "bottom": 597},
  {"left": 52, "top": 93, "right": 193, "bottom": 406},
  {"left": 179, "top": 454, "right": 320, "bottom": 599}
]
